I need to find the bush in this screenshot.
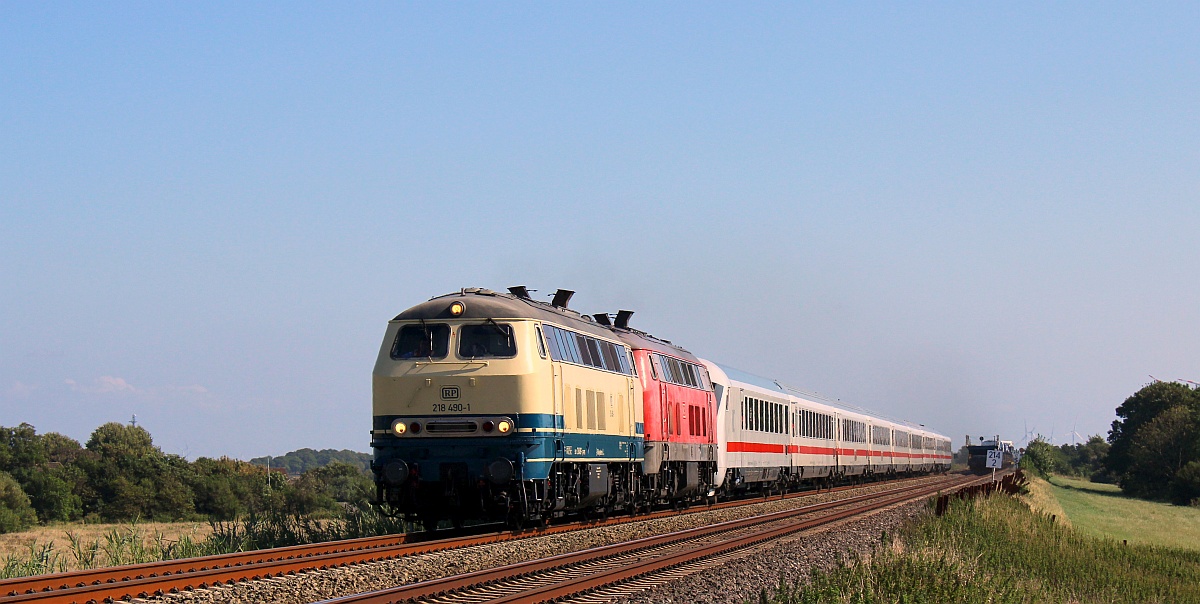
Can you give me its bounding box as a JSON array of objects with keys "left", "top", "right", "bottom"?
[
  {"left": 1020, "top": 438, "right": 1062, "bottom": 478},
  {"left": 0, "top": 471, "right": 37, "bottom": 533}
]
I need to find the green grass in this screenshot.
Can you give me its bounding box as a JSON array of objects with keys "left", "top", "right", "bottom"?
[
  {"left": 1047, "top": 474, "right": 1200, "bottom": 551},
  {"left": 761, "top": 488, "right": 1200, "bottom": 603}
]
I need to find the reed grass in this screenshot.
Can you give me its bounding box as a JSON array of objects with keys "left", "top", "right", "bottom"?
[
  {"left": 0, "top": 520, "right": 219, "bottom": 579},
  {"left": 0, "top": 504, "right": 407, "bottom": 579}
]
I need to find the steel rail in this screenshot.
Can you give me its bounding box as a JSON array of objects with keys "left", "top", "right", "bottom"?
[
  {"left": 316, "top": 473, "right": 980, "bottom": 604},
  {"left": 0, "top": 534, "right": 412, "bottom": 598},
  {"left": 0, "top": 473, "right": 929, "bottom": 603},
  {"left": 495, "top": 474, "right": 994, "bottom": 603}
]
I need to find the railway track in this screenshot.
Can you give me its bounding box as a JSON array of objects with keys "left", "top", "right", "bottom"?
[
  {"left": 0, "top": 474, "right": 954, "bottom": 604},
  {"left": 317, "top": 472, "right": 995, "bottom": 604}
]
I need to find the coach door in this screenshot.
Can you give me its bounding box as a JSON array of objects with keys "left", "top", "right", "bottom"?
[{"left": 833, "top": 413, "right": 842, "bottom": 475}]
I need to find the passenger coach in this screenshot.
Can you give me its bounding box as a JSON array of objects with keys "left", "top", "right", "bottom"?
[{"left": 703, "top": 362, "right": 951, "bottom": 494}]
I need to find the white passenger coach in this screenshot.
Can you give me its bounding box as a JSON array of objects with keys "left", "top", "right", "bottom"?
[{"left": 703, "top": 361, "right": 951, "bottom": 493}]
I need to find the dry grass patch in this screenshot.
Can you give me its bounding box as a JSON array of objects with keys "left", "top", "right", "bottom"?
[
  {"left": 1, "top": 522, "right": 212, "bottom": 575},
  {"left": 1019, "top": 473, "right": 1071, "bottom": 527}
]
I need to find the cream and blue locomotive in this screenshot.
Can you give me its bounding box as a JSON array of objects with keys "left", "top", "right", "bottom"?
[{"left": 371, "top": 287, "right": 644, "bottom": 526}]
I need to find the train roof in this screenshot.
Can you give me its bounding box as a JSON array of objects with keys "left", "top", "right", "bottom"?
[
  {"left": 712, "top": 361, "right": 946, "bottom": 437},
  {"left": 608, "top": 327, "right": 700, "bottom": 363},
  {"left": 715, "top": 363, "right": 788, "bottom": 394},
  {"left": 391, "top": 288, "right": 616, "bottom": 340}
]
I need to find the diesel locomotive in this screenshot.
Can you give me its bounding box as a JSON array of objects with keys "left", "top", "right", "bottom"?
[{"left": 371, "top": 287, "right": 952, "bottom": 527}]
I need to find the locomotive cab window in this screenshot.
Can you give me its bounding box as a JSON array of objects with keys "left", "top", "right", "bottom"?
[
  {"left": 459, "top": 323, "right": 517, "bottom": 358},
  {"left": 391, "top": 324, "right": 450, "bottom": 359}
]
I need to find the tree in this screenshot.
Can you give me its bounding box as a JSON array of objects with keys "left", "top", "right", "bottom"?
[
  {"left": 1174, "top": 461, "right": 1200, "bottom": 506},
  {"left": 1020, "top": 438, "right": 1063, "bottom": 478},
  {"left": 1055, "top": 435, "right": 1111, "bottom": 479},
  {"left": 189, "top": 457, "right": 271, "bottom": 519},
  {"left": 1108, "top": 382, "right": 1200, "bottom": 479},
  {"left": 85, "top": 422, "right": 155, "bottom": 459},
  {"left": 78, "top": 422, "right": 197, "bottom": 521},
  {"left": 23, "top": 466, "right": 84, "bottom": 522},
  {"left": 0, "top": 424, "right": 49, "bottom": 483},
  {"left": 0, "top": 471, "right": 37, "bottom": 533},
  {"left": 1123, "top": 405, "right": 1200, "bottom": 502},
  {"left": 285, "top": 462, "right": 373, "bottom": 516}
]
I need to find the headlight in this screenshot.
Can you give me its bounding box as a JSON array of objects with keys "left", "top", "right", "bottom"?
[
  {"left": 390, "top": 419, "right": 407, "bottom": 436},
  {"left": 449, "top": 301, "right": 465, "bottom": 316},
  {"left": 496, "top": 419, "right": 512, "bottom": 434}
]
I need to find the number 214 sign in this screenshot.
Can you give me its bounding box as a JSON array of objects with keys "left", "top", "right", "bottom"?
[{"left": 986, "top": 450, "right": 1004, "bottom": 469}]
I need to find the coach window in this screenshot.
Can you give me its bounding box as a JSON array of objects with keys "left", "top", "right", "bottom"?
[
  {"left": 459, "top": 323, "right": 517, "bottom": 358},
  {"left": 392, "top": 324, "right": 450, "bottom": 360}
]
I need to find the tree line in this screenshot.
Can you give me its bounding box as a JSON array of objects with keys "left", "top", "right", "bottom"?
[
  {"left": 0, "top": 422, "right": 375, "bottom": 533},
  {"left": 1021, "top": 381, "right": 1200, "bottom": 506}
]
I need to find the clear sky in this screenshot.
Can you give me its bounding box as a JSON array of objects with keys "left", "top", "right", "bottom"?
[{"left": 3, "top": 3, "right": 1197, "bottom": 459}]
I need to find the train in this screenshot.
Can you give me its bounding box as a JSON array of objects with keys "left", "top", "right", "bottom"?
[
  {"left": 967, "top": 438, "right": 1015, "bottom": 474},
  {"left": 370, "top": 287, "right": 952, "bottom": 527}
]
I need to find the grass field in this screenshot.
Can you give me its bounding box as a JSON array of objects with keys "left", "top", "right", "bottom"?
[
  {"left": 1045, "top": 474, "right": 1200, "bottom": 551},
  {"left": 763, "top": 474, "right": 1200, "bottom": 603}
]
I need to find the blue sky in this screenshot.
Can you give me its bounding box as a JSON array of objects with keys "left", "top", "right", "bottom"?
[{"left": 3, "top": 3, "right": 1198, "bottom": 459}]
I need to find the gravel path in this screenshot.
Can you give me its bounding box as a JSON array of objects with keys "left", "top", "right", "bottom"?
[{"left": 149, "top": 477, "right": 944, "bottom": 604}]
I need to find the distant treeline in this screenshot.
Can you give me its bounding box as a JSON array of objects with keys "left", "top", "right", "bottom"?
[
  {"left": 249, "top": 449, "right": 371, "bottom": 475},
  {"left": 0, "top": 422, "right": 376, "bottom": 534},
  {"left": 1021, "top": 381, "right": 1200, "bottom": 506}
]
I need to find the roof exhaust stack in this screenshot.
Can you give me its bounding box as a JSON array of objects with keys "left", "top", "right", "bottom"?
[
  {"left": 551, "top": 289, "right": 575, "bottom": 309},
  {"left": 508, "top": 285, "right": 531, "bottom": 299},
  {"left": 614, "top": 310, "right": 634, "bottom": 329},
  {"left": 592, "top": 313, "right": 612, "bottom": 326}
]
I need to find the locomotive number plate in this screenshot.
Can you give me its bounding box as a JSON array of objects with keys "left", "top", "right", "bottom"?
[{"left": 441, "top": 386, "right": 460, "bottom": 400}]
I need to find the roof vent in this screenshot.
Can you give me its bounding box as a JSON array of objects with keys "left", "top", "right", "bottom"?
[
  {"left": 592, "top": 313, "right": 612, "bottom": 326},
  {"left": 551, "top": 289, "right": 575, "bottom": 309},
  {"left": 614, "top": 310, "right": 634, "bottom": 329},
  {"left": 508, "top": 285, "right": 531, "bottom": 299}
]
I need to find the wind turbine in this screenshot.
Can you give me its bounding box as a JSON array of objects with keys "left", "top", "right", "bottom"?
[
  {"left": 1068, "top": 418, "right": 1083, "bottom": 446},
  {"left": 1021, "top": 420, "right": 1036, "bottom": 447}
]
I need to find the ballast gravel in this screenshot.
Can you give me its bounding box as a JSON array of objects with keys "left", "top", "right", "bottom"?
[
  {"left": 595, "top": 500, "right": 928, "bottom": 604},
  {"left": 149, "top": 477, "right": 945, "bottom": 604}
]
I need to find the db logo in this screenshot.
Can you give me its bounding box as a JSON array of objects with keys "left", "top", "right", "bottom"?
[{"left": 441, "top": 386, "right": 460, "bottom": 400}]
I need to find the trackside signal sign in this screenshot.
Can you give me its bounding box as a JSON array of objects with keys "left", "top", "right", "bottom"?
[{"left": 986, "top": 450, "right": 1004, "bottom": 469}]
